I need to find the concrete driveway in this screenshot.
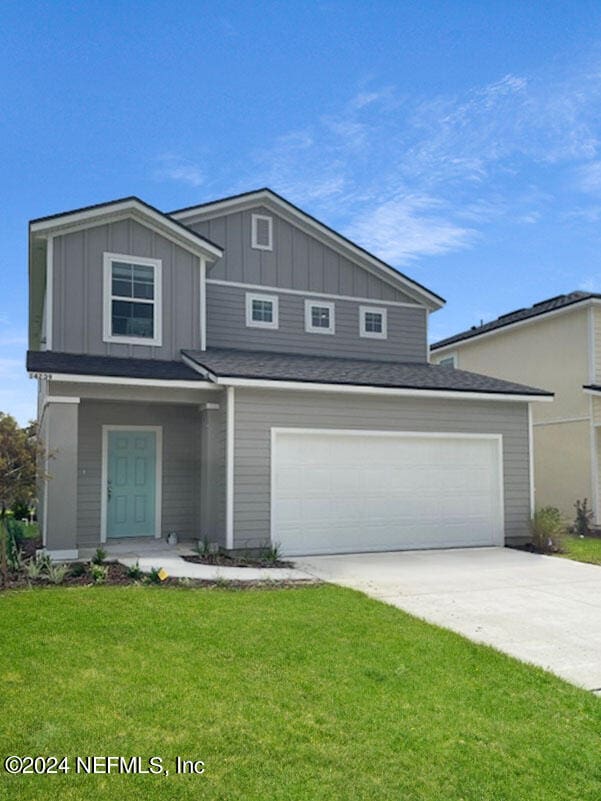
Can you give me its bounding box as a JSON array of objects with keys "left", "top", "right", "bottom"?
[{"left": 294, "top": 547, "right": 601, "bottom": 691}]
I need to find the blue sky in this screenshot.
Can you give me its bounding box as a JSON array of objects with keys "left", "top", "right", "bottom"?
[{"left": 3, "top": 1, "right": 601, "bottom": 423}]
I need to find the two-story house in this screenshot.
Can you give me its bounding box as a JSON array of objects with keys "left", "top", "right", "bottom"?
[
  {"left": 431, "top": 292, "right": 601, "bottom": 524},
  {"left": 27, "top": 189, "right": 552, "bottom": 559}
]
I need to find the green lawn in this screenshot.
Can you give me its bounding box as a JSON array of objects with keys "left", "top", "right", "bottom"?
[
  {"left": 1, "top": 585, "right": 600, "bottom": 800},
  {"left": 560, "top": 535, "right": 601, "bottom": 566}
]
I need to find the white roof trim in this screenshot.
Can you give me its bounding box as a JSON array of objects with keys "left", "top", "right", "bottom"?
[
  {"left": 171, "top": 190, "right": 444, "bottom": 311},
  {"left": 30, "top": 199, "right": 223, "bottom": 260},
  {"left": 432, "top": 297, "right": 601, "bottom": 353},
  {"left": 30, "top": 371, "right": 220, "bottom": 390},
  {"left": 214, "top": 376, "right": 552, "bottom": 402}
]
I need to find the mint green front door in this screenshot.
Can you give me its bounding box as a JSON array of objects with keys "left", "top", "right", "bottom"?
[{"left": 107, "top": 430, "right": 157, "bottom": 538}]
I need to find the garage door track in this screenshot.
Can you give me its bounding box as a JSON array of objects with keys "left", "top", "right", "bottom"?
[{"left": 294, "top": 547, "right": 601, "bottom": 691}]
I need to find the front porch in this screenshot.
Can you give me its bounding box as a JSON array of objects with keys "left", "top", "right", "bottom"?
[{"left": 39, "top": 379, "right": 227, "bottom": 559}]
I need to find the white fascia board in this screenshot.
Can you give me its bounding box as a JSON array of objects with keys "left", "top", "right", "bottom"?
[
  {"left": 172, "top": 190, "right": 443, "bottom": 311},
  {"left": 30, "top": 200, "right": 223, "bottom": 261},
  {"left": 180, "top": 353, "right": 219, "bottom": 383},
  {"left": 211, "top": 375, "right": 553, "bottom": 403},
  {"left": 431, "top": 298, "right": 601, "bottom": 353},
  {"left": 30, "top": 372, "right": 219, "bottom": 390}
]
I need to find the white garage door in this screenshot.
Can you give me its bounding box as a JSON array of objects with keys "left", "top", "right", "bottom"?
[{"left": 271, "top": 429, "right": 504, "bottom": 556}]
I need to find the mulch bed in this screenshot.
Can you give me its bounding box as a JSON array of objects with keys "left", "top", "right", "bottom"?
[
  {"left": 182, "top": 553, "right": 293, "bottom": 569},
  {"left": 1, "top": 560, "right": 318, "bottom": 592}
]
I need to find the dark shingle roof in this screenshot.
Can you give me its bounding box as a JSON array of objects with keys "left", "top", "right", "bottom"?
[
  {"left": 431, "top": 291, "right": 600, "bottom": 350},
  {"left": 27, "top": 351, "right": 206, "bottom": 381},
  {"left": 182, "top": 347, "right": 552, "bottom": 397}
]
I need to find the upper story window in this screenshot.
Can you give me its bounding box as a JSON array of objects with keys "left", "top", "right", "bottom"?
[
  {"left": 102, "top": 253, "right": 162, "bottom": 346},
  {"left": 359, "top": 306, "right": 387, "bottom": 340},
  {"left": 305, "top": 300, "right": 335, "bottom": 335},
  {"left": 437, "top": 354, "right": 457, "bottom": 368},
  {"left": 246, "top": 292, "right": 279, "bottom": 329},
  {"left": 251, "top": 214, "right": 273, "bottom": 251}
]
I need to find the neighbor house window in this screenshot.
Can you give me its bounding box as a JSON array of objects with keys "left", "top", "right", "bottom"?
[
  {"left": 251, "top": 214, "right": 273, "bottom": 250},
  {"left": 438, "top": 354, "right": 457, "bottom": 368},
  {"left": 359, "top": 306, "right": 387, "bottom": 339},
  {"left": 245, "top": 292, "right": 279, "bottom": 329},
  {"left": 103, "top": 253, "right": 162, "bottom": 346},
  {"left": 305, "top": 300, "right": 335, "bottom": 334}
]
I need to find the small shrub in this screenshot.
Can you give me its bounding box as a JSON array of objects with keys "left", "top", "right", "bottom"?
[
  {"left": 146, "top": 567, "right": 163, "bottom": 584},
  {"left": 6, "top": 517, "right": 26, "bottom": 544},
  {"left": 531, "top": 506, "right": 565, "bottom": 553},
  {"left": 196, "top": 537, "right": 211, "bottom": 557},
  {"left": 263, "top": 542, "right": 281, "bottom": 563},
  {"left": 90, "top": 563, "right": 108, "bottom": 584},
  {"left": 10, "top": 500, "right": 31, "bottom": 521},
  {"left": 25, "top": 555, "right": 48, "bottom": 580},
  {"left": 573, "top": 498, "right": 593, "bottom": 537},
  {"left": 47, "top": 563, "right": 68, "bottom": 585},
  {"left": 68, "top": 562, "right": 87, "bottom": 578},
  {"left": 92, "top": 547, "right": 107, "bottom": 565},
  {"left": 126, "top": 561, "right": 143, "bottom": 580}
]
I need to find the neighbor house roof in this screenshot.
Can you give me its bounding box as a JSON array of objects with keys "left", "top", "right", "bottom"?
[
  {"left": 431, "top": 291, "right": 601, "bottom": 351},
  {"left": 182, "top": 347, "right": 552, "bottom": 398},
  {"left": 27, "top": 351, "right": 206, "bottom": 382},
  {"left": 170, "top": 187, "right": 446, "bottom": 311}
]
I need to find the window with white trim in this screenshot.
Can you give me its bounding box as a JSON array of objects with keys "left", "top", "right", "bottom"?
[
  {"left": 438, "top": 354, "right": 457, "bottom": 368},
  {"left": 246, "top": 292, "right": 279, "bottom": 329},
  {"left": 251, "top": 214, "right": 273, "bottom": 250},
  {"left": 103, "top": 253, "right": 162, "bottom": 345},
  {"left": 359, "top": 306, "right": 387, "bottom": 339},
  {"left": 305, "top": 300, "right": 335, "bottom": 334}
]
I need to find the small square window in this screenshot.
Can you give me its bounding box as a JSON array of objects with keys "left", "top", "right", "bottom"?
[
  {"left": 305, "top": 300, "right": 335, "bottom": 334},
  {"left": 359, "top": 306, "right": 387, "bottom": 339},
  {"left": 246, "top": 293, "right": 279, "bottom": 329},
  {"left": 438, "top": 355, "right": 457, "bottom": 368},
  {"left": 252, "top": 299, "right": 273, "bottom": 323}
]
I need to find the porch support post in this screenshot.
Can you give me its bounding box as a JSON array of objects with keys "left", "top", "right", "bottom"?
[{"left": 42, "top": 397, "right": 80, "bottom": 560}]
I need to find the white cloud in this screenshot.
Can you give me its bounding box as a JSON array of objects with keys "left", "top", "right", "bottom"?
[
  {"left": 154, "top": 154, "right": 204, "bottom": 187},
  {"left": 345, "top": 196, "right": 476, "bottom": 264}
]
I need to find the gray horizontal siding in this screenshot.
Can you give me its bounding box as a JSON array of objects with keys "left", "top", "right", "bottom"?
[
  {"left": 232, "top": 389, "right": 530, "bottom": 550},
  {"left": 77, "top": 401, "right": 205, "bottom": 547},
  {"left": 207, "top": 283, "right": 427, "bottom": 362},
  {"left": 52, "top": 218, "right": 201, "bottom": 359},
  {"left": 189, "top": 205, "right": 417, "bottom": 303}
]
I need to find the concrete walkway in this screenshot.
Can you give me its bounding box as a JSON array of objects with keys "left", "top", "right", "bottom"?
[
  {"left": 294, "top": 547, "right": 601, "bottom": 691},
  {"left": 97, "top": 538, "right": 312, "bottom": 582}
]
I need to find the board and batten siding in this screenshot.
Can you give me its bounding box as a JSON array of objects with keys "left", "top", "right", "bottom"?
[
  {"left": 188, "top": 205, "right": 418, "bottom": 304},
  {"left": 76, "top": 400, "right": 222, "bottom": 548},
  {"left": 232, "top": 389, "right": 531, "bottom": 551},
  {"left": 51, "top": 219, "right": 202, "bottom": 359},
  {"left": 206, "top": 283, "right": 427, "bottom": 362}
]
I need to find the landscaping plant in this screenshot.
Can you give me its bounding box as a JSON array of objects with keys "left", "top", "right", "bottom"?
[
  {"left": 90, "top": 563, "right": 108, "bottom": 584},
  {"left": 530, "top": 506, "right": 565, "bottom": 553},
  {"left": 573, "top": 498, "right": 593, "bottom": 537},
  {"left": 0, "top": 412, "right": 48, "bottom": 585}
]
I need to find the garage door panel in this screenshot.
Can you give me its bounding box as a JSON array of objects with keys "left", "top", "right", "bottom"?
[{"left": 272, "top": 430, "right": 504, "bottom": 556}]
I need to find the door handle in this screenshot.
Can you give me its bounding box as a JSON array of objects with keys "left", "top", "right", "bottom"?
[{"left": 107, "top": 478, "right": 112, "bottom": 501}]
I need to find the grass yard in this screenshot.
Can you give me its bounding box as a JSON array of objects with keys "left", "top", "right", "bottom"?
[
  {"left": 1, "top": 585, "right": 601, "bottom": 801},
  {"left": 560, "top": 535, "right": 601, "bottom": 566}
]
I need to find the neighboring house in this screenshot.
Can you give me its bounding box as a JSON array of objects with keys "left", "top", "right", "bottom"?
[
  {"left": 27, "top": 189, "right": 552, "bottom": 559},
  {"left": 431, "top": 291, "right": 601, "bottom": 523}
]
